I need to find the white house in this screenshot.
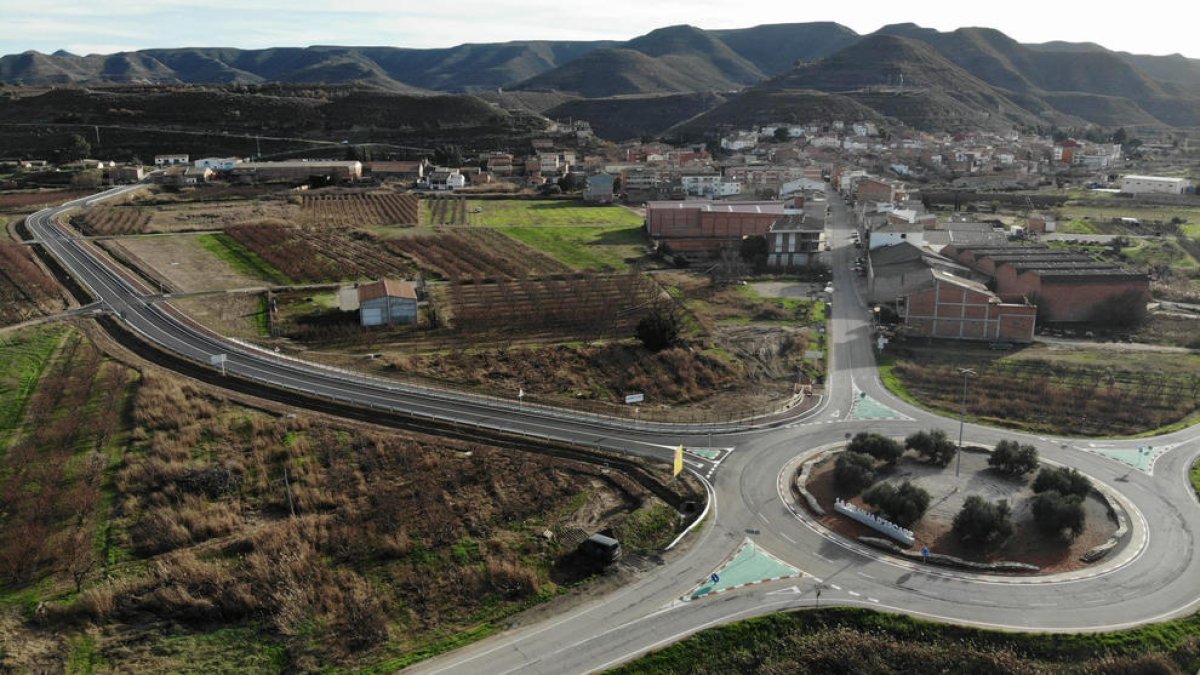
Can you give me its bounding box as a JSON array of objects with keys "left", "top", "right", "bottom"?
[
  {"left": 193, "top": 157, "right": 241, "bottom": 171},
  {"left": 1120, "top": 175, "right": 1190, "bottom": 195},
  {"left": 154, "top": 154, "right": 189, "bottom": 167},
  {"left": 428, "top": 169, "right": 466, "bottom": 191}
]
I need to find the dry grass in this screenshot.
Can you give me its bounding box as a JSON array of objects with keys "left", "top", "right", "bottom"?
[{"left": 0, "top": 337, "right": 676, "bottom": 671}]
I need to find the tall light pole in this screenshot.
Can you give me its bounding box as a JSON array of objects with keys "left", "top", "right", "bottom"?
[{"left": 956, "top": 368, "right": 976, "bottom": 478}]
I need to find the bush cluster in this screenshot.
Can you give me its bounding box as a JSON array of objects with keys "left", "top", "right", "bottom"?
[
  {"left": 847, "top": 432, "right": 903, "bottom": 464},
  {"left": 905, "top": 429, "right": 956, "bottom": 466},
  {"left": 952, "top": 496, "right": 1013, "bottom": 546},
  {"left": 989, "top": 440, "right": 1039, "bottom": 477},
  {"left": 862, "top": 481, "right": 930, "bottom": 527}
]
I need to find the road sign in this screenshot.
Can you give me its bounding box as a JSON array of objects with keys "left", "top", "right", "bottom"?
[
  {"left": 710, "top": 573, "right": 720, "bottom": 584},
  {"left": 209, "top": 353, "right": 227, "bottom": 376},
  {"left": 921, "top": 546, "right": 930, "bottom": 559},
  {"left": 625, "top": 393, "right": 645, "bottom": 404},
  {"left": 673, "top": 445, "right": 684, "bottom": 477}
]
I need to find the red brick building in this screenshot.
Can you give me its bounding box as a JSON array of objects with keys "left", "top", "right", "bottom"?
[
  {"left": 902, "top": 270, "right": 1036, "bottom": 343},
  {"left": 941, "top": 244, "right": 1150, "bottom": 323},
  {"left": 645, "top": 200, "right": 784, "bottom": 255}
]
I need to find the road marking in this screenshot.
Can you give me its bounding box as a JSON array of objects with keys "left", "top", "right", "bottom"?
[
  {"left": 814, "top": 552, "right": 835, "bottom": 563},
  {"left": 757, "top": 512, "right": 769, "bottom": 523},
  {"left": 867, "top": 597, "right": 880, "bottom": 604},
  {"left": 848, "top": 590, "right": 861, "bottom": 597},
  {"left": 857, "top": 572, "right": 874, "bottom": 579},
  {"left": 1029, "top": 602, "right": 1057, "bottom": 607},
  {"left": 780, "top": 533, "right": 797, "bottom": 544},
  {"left": 830, "top": 584, "right": 842, "bottom": 591}
]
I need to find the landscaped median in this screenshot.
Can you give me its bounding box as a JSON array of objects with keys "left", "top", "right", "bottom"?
[{"left": 792, "top": 432, "right": 1128, "bottom": 575}]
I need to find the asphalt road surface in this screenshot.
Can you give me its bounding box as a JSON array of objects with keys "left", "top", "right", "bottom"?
[{"left": 26, "top": 186, "right": 1200, "bottom": 674}]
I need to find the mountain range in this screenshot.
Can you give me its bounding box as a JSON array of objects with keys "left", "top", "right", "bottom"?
[{"left": 4, "top": 22, "right": 1200, "bottom": 138}]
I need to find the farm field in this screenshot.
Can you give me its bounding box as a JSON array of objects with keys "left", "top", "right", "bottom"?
[
  {"left": 0, "top": 327, "right": 693, "bottom": 671},
  {"left": 880, "top": 340, "right": 1200, "bottom": 436},
  {"left": 383, "top": 228, "right": 571, "bottom": 280},
  {"left": 499, "top": 225, "right": 645, "bottom": 270},
  {"left": 468, "top": 200, "right": 643, "bottom": 227},
  {"left": 0, "top": 241, "right": 68, "bottom": 325},
  {"left": 300, "top": 191, "right": 418, "bottom": 227},
  {"left": 0, "top": 326, "right": 64, "bottom": 448},
  {"left": 76, "top": 200, "right": 299, "bottom": 236},
  {"left": 109, "top": 234, "right": 267, "bottom": 292},
  {"left": 1056, "top": 203, "right": 1200, "bottom": 235},
  {"left": 0, "top": 190, "right": 91, "bottom": 212},
  {"left": 169, "top": 293, "right": 265, "bottom": 339},
  {"left": 437, "top": 272, "right": 660, "bottom": 336},
  {"left": 219, "top": 223, "right": 416, "bottom": 283}
]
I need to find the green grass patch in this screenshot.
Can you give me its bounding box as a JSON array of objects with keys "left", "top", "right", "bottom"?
[
  {"left": 614, "top": 502, "right": 679, "bottom": 553},
  {"left": 196, "top": 232, "right": 287, "bottom": 284},
  {"left": 609, "top": 607, "right": 1200, "bottom": 674},
  {"left": 469, "top": 200, "right": 643, "bottom": 227},
  {"left": 499, "top": 225, "right": 645, "bottom": 270},
  {"left": 0, "top": 326, "right": 67, "bottom": 449},
  {"left": 66, "top": 634, "right": 107, "bottom": 674},
  {"left": 1191, "top": 458, "right": 1200, "bottom": 499}
]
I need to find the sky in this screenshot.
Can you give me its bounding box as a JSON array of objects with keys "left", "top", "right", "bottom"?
[{"left": 2, "top": 0, "right": 1197, "bottom": 59}]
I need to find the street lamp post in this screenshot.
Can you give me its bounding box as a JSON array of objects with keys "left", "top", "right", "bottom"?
[{"left": 956, "top": 368, "right": 976, "bottom": 478}]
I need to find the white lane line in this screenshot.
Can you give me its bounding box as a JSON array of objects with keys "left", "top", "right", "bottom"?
[
  {"left": 780, "top": 533, "right": 797, "bottom": 544},
  {"left": 757, "top": 512, "right": 769, "bottom": 523},
  {"left": 868, "top": 597, "right": 880, "bottom": 604},
  {"left": 830, "top": 584, "right": 842, "bottom": 591},
  {"left": 858, "top": 572, "right": 874, "bottom": 579},
  {"left": 848, "top": 590, "right": 861, "bottom": 597}
]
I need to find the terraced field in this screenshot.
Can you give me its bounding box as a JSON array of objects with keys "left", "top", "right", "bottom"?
[
  {"left": 300, "top": 192, "right": 419, "bottom": 227},
  {"left": 220, "top": 224, "right": 416, "bottom": 283},
  {"left": 439, "top": 272, "right": 659, "bottom": 336},
  {"left": 382, "top": 229, "right": 570, "bottom": 280},
  {"left": 0, "top": 241, "right": 67, "bottom": 325}
]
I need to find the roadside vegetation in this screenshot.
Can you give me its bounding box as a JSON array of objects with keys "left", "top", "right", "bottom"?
[
  {"left": 0, "top": 327, "right": 690, "bottom": 672},
  {"left": 609, "top": 607, "right": 1200, "bottom": 674},
  {"left": 1190, "top": 459, "right": 1200, "bottom": 499},
  {"left": 879, "top": 342, "right": 1200, "bottom": 436}
]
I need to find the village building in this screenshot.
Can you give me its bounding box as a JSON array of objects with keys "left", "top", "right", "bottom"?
[{"left": 358, "top": 279, "right": 418, "bottom": 327}]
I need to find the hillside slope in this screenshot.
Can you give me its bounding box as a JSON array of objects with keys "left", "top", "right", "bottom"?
[{"left": 516, "top": 25, "right": 765, "bottom": 96}]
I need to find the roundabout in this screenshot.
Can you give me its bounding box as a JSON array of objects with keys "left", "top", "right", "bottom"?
[{"left": 775, "top": 441, "right": 1148, "bottom": 583}]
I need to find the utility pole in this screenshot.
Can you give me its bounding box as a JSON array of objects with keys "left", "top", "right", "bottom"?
[{"left": 956, "top": 368, "right": 976, "bottom": 478}]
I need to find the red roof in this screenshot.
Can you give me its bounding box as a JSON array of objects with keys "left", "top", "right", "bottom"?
[{"left": 357, "top": 279, "right": 416, "bottom": 303}]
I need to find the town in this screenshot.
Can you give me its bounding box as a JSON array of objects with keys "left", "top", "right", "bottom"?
[{"left": 3, "top": 15, "right": 1200, "bottom": 675}]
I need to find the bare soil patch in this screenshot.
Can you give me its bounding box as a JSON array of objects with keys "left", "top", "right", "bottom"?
[
  {"left": 110, "top": 235, "right": 267, "bottom": 292},
  {"left": 806, "top": 449, "right": 1118, "bottom": 574}
]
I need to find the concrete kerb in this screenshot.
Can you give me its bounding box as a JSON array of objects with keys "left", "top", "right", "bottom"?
[
  {"left": 776, "top": 441, "right": 1149, "bottom": 585},
  {"left": 665, "top": 471, "right": 714, "bottom": 551}
]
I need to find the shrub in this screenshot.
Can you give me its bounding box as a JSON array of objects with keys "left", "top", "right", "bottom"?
[
  {"left": 989, "top": 440, "right": 1039, "bottom": 477},
  {"left": 905, "top": 429, "right": 957, "bottom": 467},
  {"left": 1031, "top": 491, "right": 1086, "bottom": 540},
  {"left": 952, "top": 496, "right": 1013, "bottom": 546},
  {"left": 847, "top": 432, "right": 903, "bottom": 465},
  {"left": 1033, "top": 466, "right": 1091, "bottom": 499},
  {"left": 833, "top": 452, "right": 877, "bottom": 494},
  {"left": 636, "top": 306, "right": 681, "bottom": 352},
  {"left": 862, "top": 480, "right": 931, "bottom": 527}
]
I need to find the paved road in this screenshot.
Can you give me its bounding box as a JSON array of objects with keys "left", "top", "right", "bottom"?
[{"left": 26, "top": 186, "right": 1200, "bottom": 673}]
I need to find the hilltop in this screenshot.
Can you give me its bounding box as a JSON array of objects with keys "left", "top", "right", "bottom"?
[{"left": 5, "top": 21, "right": 1200, "bottom": 139}]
